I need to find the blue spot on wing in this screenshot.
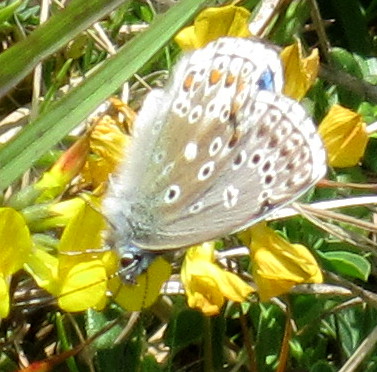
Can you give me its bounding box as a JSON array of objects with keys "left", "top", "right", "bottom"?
[{"left": 257, "top": 68, "right": 275, "bottom": 92}]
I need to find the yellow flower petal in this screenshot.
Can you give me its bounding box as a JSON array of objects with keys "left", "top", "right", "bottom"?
[
  {"left": 247, "top": 223, "right": 323, "bottom": 302},
  {"left": 175, "top": 5, "right": 251, "bottom": 50},
  {"left": 281, "top": 41, "right": 319, "bottom": 100},
  {"left": 0, "top": 275, "right": 10, "bottom": 318},
  {"left": 0, "top": 207, "right": 30, "bottom": 318},
  {"left": 185, "top": 270, "right": 225, "bottom": 316},
  {"left": 181, "top": 242, "right": 254, "bottom": 315},
  {"left": 58, "top": 260, "right": 108, "bottom": 312},
  {"left": 174, "top": 26, "right": 198, "bottom": 51},
  {"left": 318, "top": 104, "right": 368, "bottom": 167},
  {"left": 184, "top": 261, "right": 253, "bottom": 303},
  {"left": 253, "top": 244, "right": 322, "bottom": 301},
  {"left": 215, "top": 270, "right": 254, "bottom": 302},
  {"left": 56, "top": 197, "right": 109, "bottom": 311},
  {"left": 24, "top": 249, "right": 59, "bottom": 295},
  {"left": 109, "top": 256, "right": 172, "bottom": 311},
  {"left": 58, "top": 198, "right": 104, "bottom": 255},
  {"left": 183, "top": 241, "right": 215, "bottom": 263},
  {"left": 81, "top": 113, "right": 128, "bottom": 189},
  {"left": 0, "top": 208, "right": 32, "bottom": 276}
]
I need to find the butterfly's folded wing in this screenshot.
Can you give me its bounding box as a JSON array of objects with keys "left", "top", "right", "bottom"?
[
  {"left": 104, "top": 37, "right": 327, "bottom": 251},
  {"left": 150, "top": 91, "right": 326, "bottom": 248}
]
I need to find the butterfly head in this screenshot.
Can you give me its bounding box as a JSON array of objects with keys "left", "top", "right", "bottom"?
[
  {"left": 115, "top": 244, "right": 157, "bottom": 284},
  {"left": 103, "top": 213, "right": 157, "bottom": 284}
]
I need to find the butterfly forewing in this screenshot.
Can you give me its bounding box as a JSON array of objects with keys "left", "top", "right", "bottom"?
[{"left": 104, "top": 37, "right": 327, "bottom": 251}]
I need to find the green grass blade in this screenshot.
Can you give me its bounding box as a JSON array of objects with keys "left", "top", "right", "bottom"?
[
  {"left": 0, "top": 0, "right": 128, "bottom": 99},
  {"left": 0, "top": 0, "right": 23, "bottom": 24}
]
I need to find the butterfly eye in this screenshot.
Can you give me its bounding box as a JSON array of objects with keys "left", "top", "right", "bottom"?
[
  {"left": 256, "top": 69, "right": 275, "bottom": 91},
  {"left": 120, "top": 256, "right": 136, "bottom": 269}
]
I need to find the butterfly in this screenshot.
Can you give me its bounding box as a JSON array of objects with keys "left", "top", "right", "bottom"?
[{"left": 103, "top": 37, "right": 327, "bottom": 283}]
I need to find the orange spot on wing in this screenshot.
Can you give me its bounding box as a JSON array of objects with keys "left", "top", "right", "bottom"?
[
  {"left": 183, "top": 73, "right": 195, "bottom": 91},
  {"left": 236, "top": 81, "right": 245, "bottom": 94},
  {"left": 209, "top": 69, "right": 222, "bottom": 85},
  {"left": 225, "top": 73, "right": 236, "bottom": 87}
]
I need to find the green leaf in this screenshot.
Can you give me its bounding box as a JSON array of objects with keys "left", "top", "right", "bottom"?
[
  {"left": 330, "top": 48, "right": 365, "bottom": 107},
  {"left": 212, "top": 315, "right": 225, "bottom": 370},
  {"left": 310, "top": 360, "right": 336, "bottom": 372},
  {"left": 363, "top": 137, "right": 377, "bottom": 172},
  {"left": 85, "top": 307, "right": 145, "bottom": 371},
  {"left": 96, "top": 338, "right": 141, "bottom": 372},
  {"left": 333, "top": 306, "right": 377, "bottom": 357},
  {"left": 358, "top": 101, "right": 377, "bottom": 124},
  {"left": 165, "top": 309, "right": 204, "bottom": 350},
  {"left": 330, "top": 48, "right": 363, "bottom": 79},
  {"left": 271, "top": 0, "right": 311, "bottom": 45},
  {"left": 254, "top": 303, "right": 284, "bottom": 370},
  {"left": 291, "top": 295, "right": 327, "bottom": 330},
  {"left": 353, "top": 54, "right": 377, "bottom": 84},
  {"left": 141, "top": 356, "right": 162, "bottom": 372},
  {"left": 319, "top": 251, "right": 371, "bottom": 281},
  {"left": 85, "top": 307, "right": 125, "bottom": 350}
]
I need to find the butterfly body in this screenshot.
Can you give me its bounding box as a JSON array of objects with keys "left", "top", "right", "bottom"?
[{"left": 103, "top": 37, "right": 327, "bottom": 282}]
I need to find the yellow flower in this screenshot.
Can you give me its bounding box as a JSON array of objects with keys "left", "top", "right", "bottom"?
[
  {"left": 0, "top": 208, "right": 33, "bottom": 318},
  {"left": 318, "top": 104, "right": 368, "bottom": 167},
  {"left": 26, "top": 195, "right": 172, "bottom": 312},
  {"left": 175, "top": 5, "right": 251, "bottom": 51},
  {"left": 25, "top": 197, "right": 110, "bottom": 312},
  {"left": 108, "top": 255, "right": 172, "bottom": 311},
  {"left": 240, "top": 223, "right": 323, "bottom": 302},
  {"left": 181, "top": 242, "right": 254, "bottom": 316},
  {"left": 56, "top": 197, "right": 109, "bottom": 311},
  {"left": 280, "top": 40, "right": 319, "bottom": 100},
  {"left": 81, "top": 113, "right": 128, "bottom": 189}
]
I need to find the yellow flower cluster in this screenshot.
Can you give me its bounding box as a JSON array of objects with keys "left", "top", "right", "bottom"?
[{"left": 1, "top": 100, "right": 170, "bottom": 317}]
